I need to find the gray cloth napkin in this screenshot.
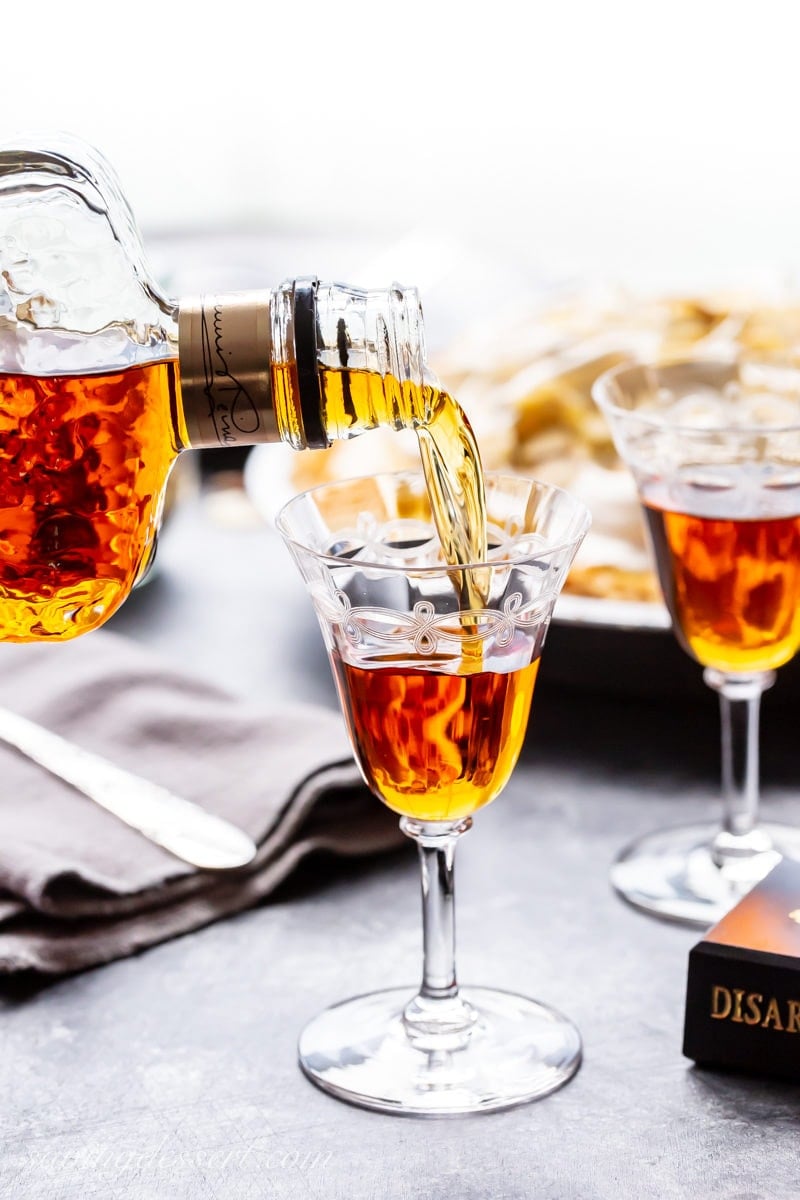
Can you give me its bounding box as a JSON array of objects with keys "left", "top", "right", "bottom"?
[{"left": 0, "top": 630, "right": 402, "bottom": 975}]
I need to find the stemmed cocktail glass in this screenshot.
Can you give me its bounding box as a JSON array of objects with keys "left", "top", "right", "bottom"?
[
  {"left": 594, "top": 360, "right": 800, "bottom": 927},
  {"left": 277, "top": 470, "right": 590, "bottom": 1115}
]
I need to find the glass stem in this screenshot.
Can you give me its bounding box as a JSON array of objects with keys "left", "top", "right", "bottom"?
[
  {"left": 399, "top": 816, "right": 478, "bottom": 1050},
  {"left": 703, "top": 668, "right": 776, "bottom": 860}
]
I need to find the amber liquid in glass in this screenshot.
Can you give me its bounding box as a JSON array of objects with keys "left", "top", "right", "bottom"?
[
  {"left": 644, "top": 499, "right": 800, "bottom": 673},
  {"left": 333, "top": 654, "right": 539, "bottom": 821},
  {"left": 0, "top": 362, "right": 179, "bottom": 640}
]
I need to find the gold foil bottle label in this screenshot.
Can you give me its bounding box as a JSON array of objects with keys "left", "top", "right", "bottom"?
[{"left": 177, "top": 291, "right": 278, "bottom": 448}]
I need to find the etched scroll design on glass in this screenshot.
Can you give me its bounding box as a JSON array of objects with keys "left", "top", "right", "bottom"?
[{"left": 320, "top": 591, "right": 556, "bottom": 653}]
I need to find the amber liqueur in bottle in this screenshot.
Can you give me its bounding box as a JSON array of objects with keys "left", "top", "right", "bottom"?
[
  {"left": 0, "top": 361, "right": 177, "bottom": 640},
  {"left": 0, "top": 278, "right": 486, "bottom": 641}
]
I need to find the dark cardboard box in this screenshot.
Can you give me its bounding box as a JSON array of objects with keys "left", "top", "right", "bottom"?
[{"left": 683, "top": 857, "right": 800, "bottom": 1080}]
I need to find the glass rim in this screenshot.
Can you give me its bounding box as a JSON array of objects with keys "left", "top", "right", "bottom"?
[
  {"left": 275, "top": 468, "right": 592, "bottom": 573},
  {"left": 592, "top": 358, "right": 800, "bottom": 436}
]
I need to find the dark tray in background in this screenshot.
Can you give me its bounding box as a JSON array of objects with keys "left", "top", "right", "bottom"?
[{"left": 547, "top": 598, "right": 800, "bottom": 704}]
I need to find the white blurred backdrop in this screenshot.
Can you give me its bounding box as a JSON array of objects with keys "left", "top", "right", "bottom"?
[{"left": 3, "top": 0, "right": 800, "bottom": 319}]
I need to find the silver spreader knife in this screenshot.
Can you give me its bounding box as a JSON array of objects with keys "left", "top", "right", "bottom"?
[{"left": 0, "top": 706, "right": 257, "bottom": 870}]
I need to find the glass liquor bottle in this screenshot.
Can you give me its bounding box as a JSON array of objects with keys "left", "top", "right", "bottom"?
[{"left": 0, "top": 135, "right": 456, "bottom": 641}]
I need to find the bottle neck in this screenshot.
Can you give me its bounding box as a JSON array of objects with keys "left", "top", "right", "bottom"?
[{"left": 176, "top": 278, "right": 428, "bottom": 453}]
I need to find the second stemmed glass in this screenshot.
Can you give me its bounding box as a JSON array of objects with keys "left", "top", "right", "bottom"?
[
  {"left": 594, "top": 359, "right": 800, "bottom": 927},
  {"left": 277, "top": 470, "right": 590, "bottom": 1116}
]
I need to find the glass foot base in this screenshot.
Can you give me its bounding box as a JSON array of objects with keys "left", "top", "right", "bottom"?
[
  {"left": 610, "top": 821, "right": 800, "bottom": 928},
  {"left": 298, "top": 985, "right": 582, "bottom": 1117}
]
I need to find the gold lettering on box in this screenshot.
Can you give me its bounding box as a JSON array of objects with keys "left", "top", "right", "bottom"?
[
  {"left": 731, "top": 989, "right": 745, "bottom": 1023},
  {"left": 711, "top": 985, "right": 732, "bottom": 1019},
  {"left": 709, "top": 985, "right": 800, "bottom": 1032},
  {"left": 762, "top": 997, "right": 785, "bottom": 1031},
  {"left": 744, "top": 994, "right": 763, "bottom": 1025}
]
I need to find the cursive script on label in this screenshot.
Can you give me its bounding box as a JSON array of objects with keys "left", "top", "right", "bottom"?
[{"left": 199, "top": 303, "right": 261, "bottom": 445}]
